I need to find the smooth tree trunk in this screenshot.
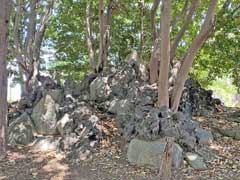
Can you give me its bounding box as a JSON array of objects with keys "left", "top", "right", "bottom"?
[
  {"left": 157, "top": 0, "right": 171, "bottom": 108},
  {"left": 171, "top": 0, "right": 218, "bottom": 112},
  {"left": 139, "top": 0, "right": 145, "bottom": 58},
  {"left": 97, "top": 0, "right": 113, "bottom": 72},
  {"left": 104, "top": 0, "right": 113, "bottom": 67},
  {"left": 149, "top": 0, "right": 161, "bottom": 84},
  {"left": 98, "top": 0, "right": 106, "bottom": 72},
  {"left": 86, "top": 1, "right": 96, "bottom": 71},
  {"left": 0, "top": 0, "right": 11, "bottom": 158}
]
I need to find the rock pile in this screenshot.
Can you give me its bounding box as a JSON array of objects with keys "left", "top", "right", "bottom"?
[
  {"left": 7, "top": 56, "right": 220, "bottom": 169},
  {"left": 179, "top": 78, "right": 222, "bottom": 116}
]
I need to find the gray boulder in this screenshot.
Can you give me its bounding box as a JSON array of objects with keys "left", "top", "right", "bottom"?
[
  {"left": 116, "top": 99, "right": 135, "bottom": 116},
  {"left": 33, "top": 137, "right": 60, "bottom": 152},
  {"left": 8, "top": 113, "right": 35, "bottom": 146},
  {"left": 43, "top": 89, "right": 64, "bottom": 104},
  {"left": 127, "top": 139, "right": 183, "bottom": 169},
  {"left": 57, "top": 114, "right": 74, "bottom": 136},
  {"left": 195, "top": 127, "right": 213, "bottom": 145},
  {"left": 185, "top": 152, "right": 208, "bottom": 170},
  {"left": 31, "top": 89, "right": 63, "bottom": 135},
  {"left": 90, "top": 77, "right": 111, "bottom": 102},
  {"left": 126, "top": 51, "right": 148, "bottom": 82},
  {"left": 108, "top": 99, "right": 120, "bottom": 114}
]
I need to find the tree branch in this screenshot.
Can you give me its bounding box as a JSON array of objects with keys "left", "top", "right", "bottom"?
[
  {"left": 170, "top": 0, "right": 198, "bottom": 62},
  {"left": 13, "top": 0, "right": 23, "bottom": 61},
  {"left": 34, "top": 0, "right": 54, "bottom": 61},
  {"left": 171, "top": 0, "right": 218, "bottom": 112},
  {"left": 171, "top": 0, "right": 189, "bottom": 29},
  {"left": 25, "top": 0, "right": 37, "bottom": 62},
  {"left": 150, "top": 0, "right": 161, "bottom": 41}
]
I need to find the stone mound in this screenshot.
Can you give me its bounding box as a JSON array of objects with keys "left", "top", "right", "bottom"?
[{"left": 7, "top": 59, "right": 221, "bottom": 169}]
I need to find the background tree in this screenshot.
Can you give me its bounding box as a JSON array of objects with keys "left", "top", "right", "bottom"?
[
  {"left": 45, "top": 0, "right": 239, "bottom": 110},
  {"left": 0, "top": 0, "right": 11, "bottom": 158},
  {"left": 10, "top": 0, "right": 54, "bottom": 94}
]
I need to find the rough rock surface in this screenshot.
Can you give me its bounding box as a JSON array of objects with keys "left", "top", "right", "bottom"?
[
  {"left": 185, "top": 152, "right": 208, "bottom": 170},
  {"left": 32, "top": 137, "right": 61, "bottom": 152},
  {"left": 195, "top": 127, "right": 213, "bottom": 145},
  {"left": 127, "top": 138, "right": 183, "bottom": 169},
  {"left": 179, "top": 78, "right": 221, "bottom": 116},
  {"left": 7, "top": 59, "right": 221, "bottom": 170},
  {"left": 7, "top": 113, "right": 35, "bottom": 146},
  {"left": 31, "top": 89, "right": 63, "bottom": 135}
]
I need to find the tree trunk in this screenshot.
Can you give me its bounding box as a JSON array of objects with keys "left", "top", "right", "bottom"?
[
  {"left": 86, "top": 1, "right": 96, "bottom": 71},
  {"left": 97, "top": 0, "right": 105, "bottom": 72},
  {"left": 158, "top": 0, "right": 171, "bottom": 108},
  {"left": 149, "top": 39, "right": 160, "bottom": 84},
  {"left": 18, "top": 65, "right": 26, "bottom": 97},
  {"left": 104, "top": 0, "right": 113, "bottom": 68},
  {"left": 171, "top": 0, "right": 218, "bottom": 112},
  {"left": 139, "top": 0, "right": 145, "bottom": 59},
  {"left": 0, "top": 0, "right": 11, "bottom": 158},
  {"left": 149, "top": 0, "right": 161, "bottom": 84},
  {"left": 158, "top": 137, "right": 174, "bottom": 180},
  {"left": 97, "top": 0, "right": 113, "bottom": 72},
  {"left": 25, "top": 60, "right": 39, "bottom": 93}
]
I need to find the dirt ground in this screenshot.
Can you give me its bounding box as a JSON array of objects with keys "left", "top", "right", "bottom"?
[{"left": 1, "top": 108, "right": 240, "bottom": 180}]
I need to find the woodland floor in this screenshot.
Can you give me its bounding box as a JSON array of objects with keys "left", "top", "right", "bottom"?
[{"left": 1, "top": 107, "right": 240, "bottom": 180}]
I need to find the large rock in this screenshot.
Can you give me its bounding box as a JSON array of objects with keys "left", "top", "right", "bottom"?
[
  {"left": 7, "top": 113, "right": 35, "bottom": 146},
  {"left": 31, "top": 89, "right": 63, "bottom": 135},
  {"left": 185, "top": 152, "right": 208, "bottom": 170},
  {"left": 57, "top": 113, "right": 74, "bottom": 136},
  {"left": 127, "top": 139, "right": 183, "bottom": 169},
  {"left": 90, "top": 77, "right": 111, "bottom": 102},
  {"left": 195, "top": 127, "right": 213, "bottom": 145},
  {"left": 32, "top": 137, "right": 60, "bottom": 152},
  {"left": 65, "top": 73, "right": 97, "bottom": 98},
  {"left": 126, "top": 50, "right": 148, "bottom": 82},
  {"left": 179, "top": 78, "right": 220, "bottom": 116},
  {"left": 213, "top": 127, "right": 240, "bottom": 140}
]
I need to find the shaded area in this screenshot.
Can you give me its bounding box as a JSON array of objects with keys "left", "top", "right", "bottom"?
[{"left": 1, "top": 107, "right": 240, "bottom": 179}]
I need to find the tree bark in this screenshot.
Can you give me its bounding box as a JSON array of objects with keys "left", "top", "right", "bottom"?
[
  {"left": 86, "top": 0, "right": 96, "bottom": 71},
  {"left": 150, "top": 0, "right": 161, "bottom": 41},
  {"left": 170, "top": 0, "right": 198, "bottom": 62},
  {"left": 171, "top": 0, "right": 218, "bottom": 112},
  {"left": 97, "top": 0, "right": 113, "bottom": 72},
  {"left": 0, "top": 0, "right": 11, "bottom": 158},
  {"left": 158, "top": 137, "right": 174, "bottom": 180},
  {"left": 97, "top": 0, "right": 105, "bottom": 72},
  {"left": 149, "top": 0, "right": 161, "bottom": 84},
  {"left": 158, "top": 0, "right": 171, "bottom": 108},
  {"left": 139, "top": 0, "right": 145, "bottom": 59}
]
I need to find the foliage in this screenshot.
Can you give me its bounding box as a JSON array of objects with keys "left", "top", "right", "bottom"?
[
  {"left": 192, "top": 0, "right": 240, "bottom": 88},
  {"left": 44, "top": 0, "right": 240, "bottom": 84},
  {"left": 208, "top": 78, "right": 240, "bottom": 107}
]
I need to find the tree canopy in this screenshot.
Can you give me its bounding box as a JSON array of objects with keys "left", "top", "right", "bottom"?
[{"left": 44, "top": 0, "right": 239, "bottom": 88}]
